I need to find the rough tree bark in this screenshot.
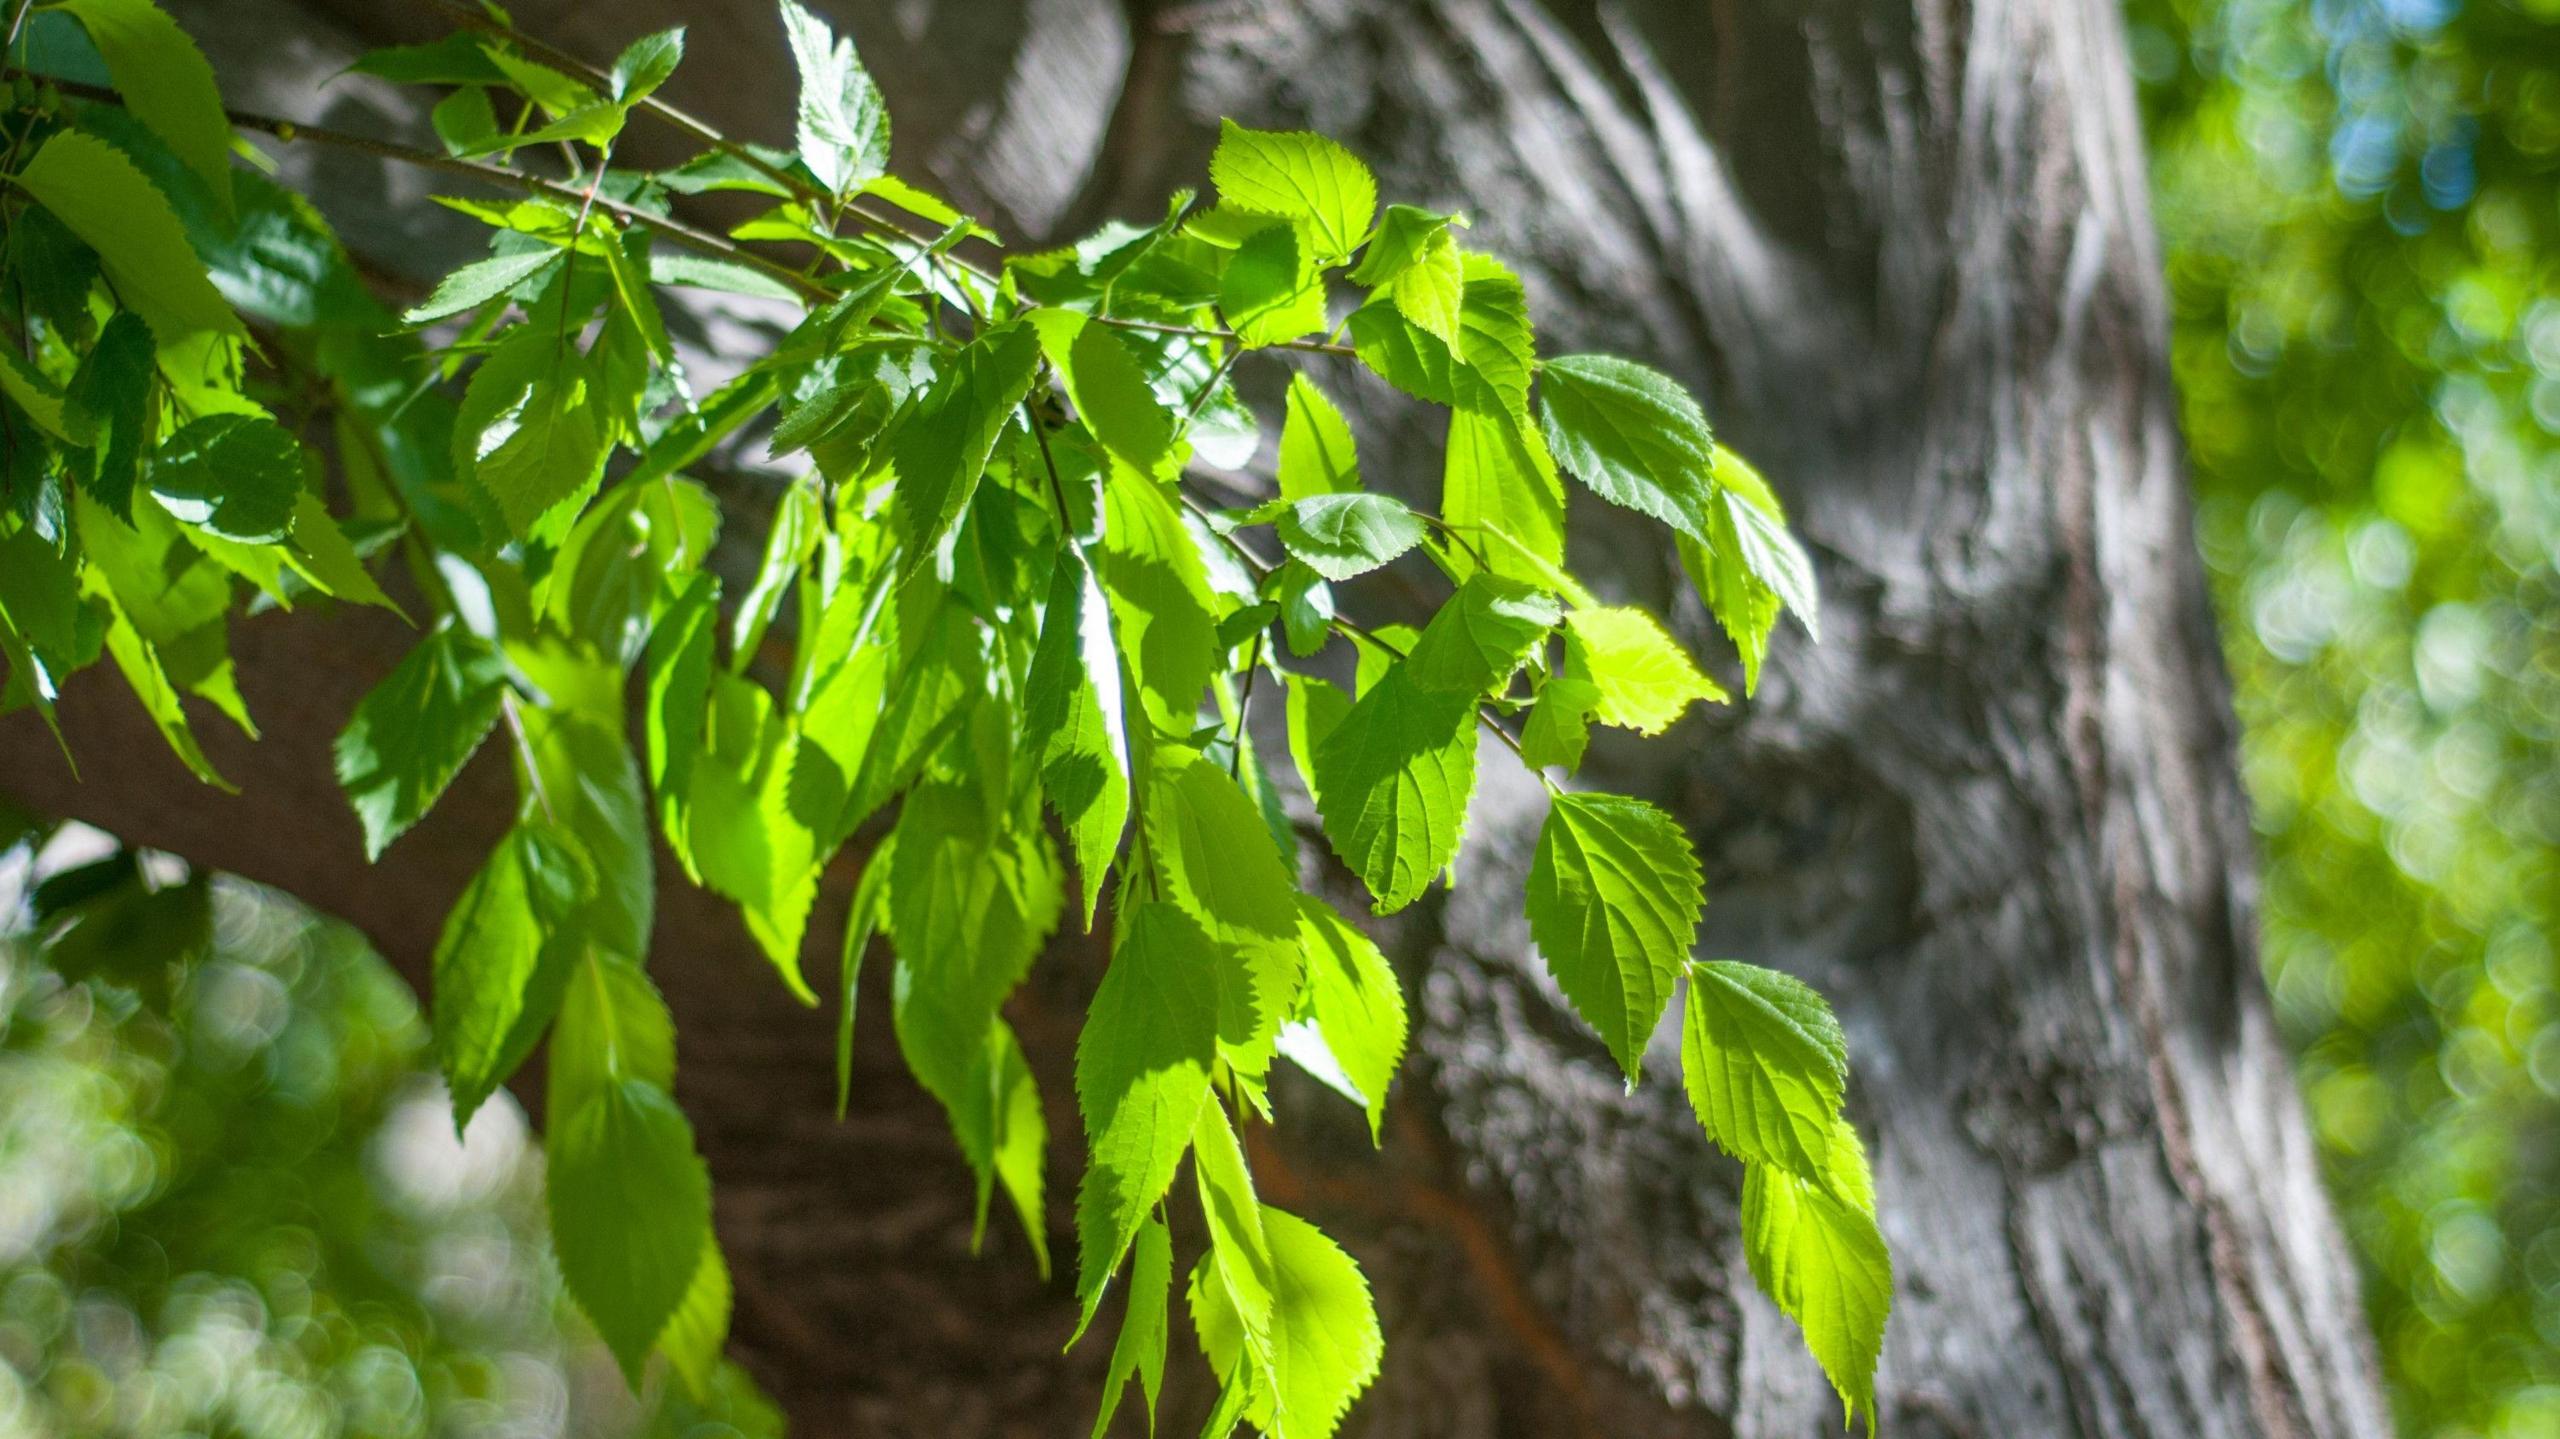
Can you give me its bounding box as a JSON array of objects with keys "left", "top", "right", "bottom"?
[{"left": 0, "top": 1, "right": 2397, "bottom": 1435}]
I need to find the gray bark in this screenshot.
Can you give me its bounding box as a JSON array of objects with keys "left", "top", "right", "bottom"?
[{"left": 0, "top": 1, "right": 2395, "bottom": 1435}]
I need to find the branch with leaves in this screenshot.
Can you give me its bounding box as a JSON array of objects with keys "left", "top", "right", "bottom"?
[{"left": 0, "top": 0, "right": 1883, "bottom": 1431}]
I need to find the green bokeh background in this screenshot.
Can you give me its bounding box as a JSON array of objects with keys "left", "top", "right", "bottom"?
[
  {"left": 4, "top": 1, "right": 2557, "bottom": 1434},
  {"left": 2134, "top": 1, "right": 2560, "bottom": 1432}
]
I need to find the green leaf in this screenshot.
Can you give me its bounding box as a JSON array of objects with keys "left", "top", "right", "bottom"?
[
  {"left": 779, "top": 0, "right": 890, "bottom": 193},
  {"left": 1145, "top": 749, "right": 1300, "bottom": 1069},
  {"left": 1519, "top": 675, "right": 1600, "bottom": 774},
  {"left": 1538, "top": 353, "right": 1716, "bottom": 541},
  {"left": 53, "top": 0, "right": 234, "bottom": 212},
  {"left": 1271, "top": 561, "right": 1334, "bottom": 658},
  {"left": 1442, "top": 406, "right": 1565, "bottom": 585},
  {"left": 1075, "top": 901, "right": 1221, "bottom": 1325},
  {"left": 645, "top": 574, "right": 720, "bottom": 883},
  {"left": 350, "top": 34, "right": 508, "bottom": 87},
  {"left": 0, "top": 347, "right": 72, "bottom": 443},
  {"left": 657, "top": 1235, "right": 733, "bottom": 1401},
  {"left": 1347, "top": 203, "right": 1459, "bottom": 286},
  {"left": 840, "top": 603, "right": 982, "bottom": 832},
  {"left": 886, "top": 779, "right": 1062, "bottom": 1137},
  {"left": 892, "top": 323, "right": 1040, "bottom": 578},
  {"left": 484, "top": 48, "right": 597, "bottom": 116},
  {"left": 1285, "top": 896, "right": 1407, "bottom": 1144},
  {"left": 1402, "top": 573, "right": 1558, "bottom": 696},
  {"left": 431, "top": 86, "right": 501, "bottom": 156},
  {"left": 147, "top": 414, "right": 302, "bottom": 543},
  {"left": 432, "top": 822, "right": 590, "bottom": 1125},
  {"left": 1741, "top": 1118, "right": 1891, "bottom": 1437},
  {"left": 1091, "top": 1215, "right": 1172, "bottom": 1439},
  {"left": 456, "top": 99, "right": 628, "bottom": 158},
  {"left": 549, "top": 1075, "right": 714, "bottom": 1383},
  {"left": 1563, "top": 605, "right": 1725, "bottom": 735},
  {"left": 335, "top": 628, "right": 507, "bottom": 861},
  {"left": 402, "top": 248, "right": 564, "bottom": 326},
  {"left": 519, "top": 704, "right": 656, "bottom": 960},
  {"left": 1682, "top": 960, "right": 1851, "bottom": 1179},
  {"left": 731, "top": 477, "right": 822, "bottom": 663},
  {"left": 1189, "top": 1207, "right": 1383, "bottom": 1439},
  {"left": 1278, "top": 374, "right": 1358, "bottom": 501},
  {"left": 548, "top": 475, "right": 719, "bottom": 667},
  {"left": 1524, "top": 792, "right": 1703, "bottom": 1082},
  {"left": 1098, "top": 470, "right": 1218, "bottom": 731},
  {"left": 1275, "top": 493, "right": 1425, "bottom": 582},
  {"left": 10, "top": 131, "right": 241, "bottom": 343},
  {"left": 1388, "top": 225, "right": 1464, "bottom": 348},
  {"left": 63, "top": 311, "right": 156, "bottom": 519},
  {"left": 835, "top": 843, "right": 890, "bottom": 1118},
  {"left": 688, "top": 674, "right": 822, "bottom": 998},
  {"left": 1310, "top": 661, "right": 1476, "bottom": 913},
  {"left": 1218, "top": 216, "right": 1327, "bottom": 348},
  {"left": 1209, "top": 120, "right": 1376, "bottom": 264},
  {"left": 1453, "top": 254, "right": 1536, "bottom": 421},
  {"left": 1022, "top": 544, "right": 1130, "bottom": 927},
  {"left": 550, "top": 949, "right": 677, "bottom": 1108},
  {"left": 1191, "top": 1103, "right": 1278, "bottom": 1393},
  {"left": 282, "top": 489, "right": 398, "bottom": 612},
  {"left": 1034, "top": 310, "right": 1175, "bottom": 477},
  {"left": 1682, "top": 450, "right": 1819, "bottom": 695},
  {"left": 609, "top": 27, "right": 686, "bottom": 102},
  {"left": 650, "top": 251, "right": 801, "bottom": 302},
  {"left": 91, "top": 588, "right": 230, "bottom": 789},
  {"left": 456, "top": 324, "right": 614, "bottom": 538}
]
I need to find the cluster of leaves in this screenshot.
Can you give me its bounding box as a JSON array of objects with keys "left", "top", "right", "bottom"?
[
  {"left": 2132, "top": 3, "right": 2560, "bottom": 1435},
  {"left": 0, "top": 1, "right": 1880, "bottom": 1430},
  {"left": 0, "top": 811, "right": 779, "bottom": 1437}
]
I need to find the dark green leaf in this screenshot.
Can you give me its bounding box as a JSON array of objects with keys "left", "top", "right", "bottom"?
[
  {"left": 432, "top": 821, "right": 590, "bottom": 1125},
  {"left": 335, "top": 627, "right": 507, "bottom": 862},
  {"left": 892, "top": 324, "right": 1040, "bottom": 578},
  {"left": 147, "top": 414, "right": 302, "bottom": 543},
  {"left": 63, "top": 311, "right": 156, "bottom": 519}
]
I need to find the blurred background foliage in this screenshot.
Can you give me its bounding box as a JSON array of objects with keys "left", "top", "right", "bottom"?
[
  {"left": 2131, "top": 0, "right": 2560, "bottom": 1434},
  {"left": 3, "top": 1, "right": 2555, "bottom": 1435},
  {"left": 0, "top": 812, "right": 777, "bottom": 1438}
]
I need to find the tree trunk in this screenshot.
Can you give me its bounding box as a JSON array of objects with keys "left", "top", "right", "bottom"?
[{"left": 0, "top": 0, "right": 2397, "bottom": 1435}]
